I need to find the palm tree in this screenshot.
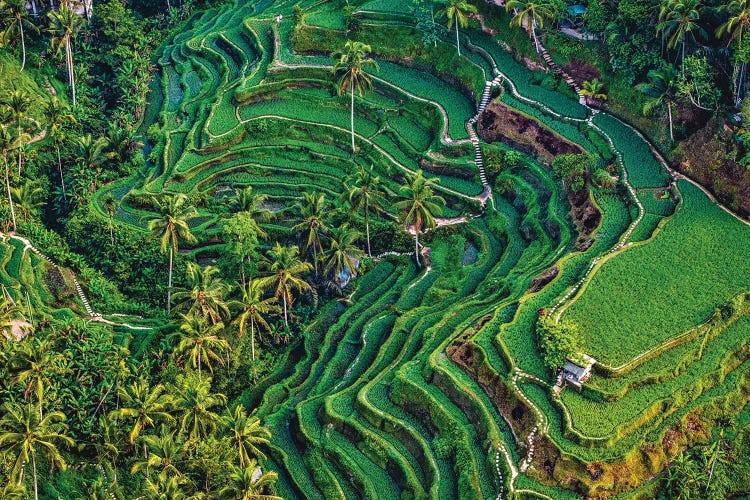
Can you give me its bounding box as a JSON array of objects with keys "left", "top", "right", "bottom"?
[
  {"left": 92, "top": 415, "right": 122, "bottom": 485},
  {"left": 107, "top": 126, "right": 144, "bottom": 165},
  {"left": 109, "top": 380, "right": 175, "bottom": 456},
  {"left": 173, "top": 373, "right": 227, "bottom": 443},
  {"left": 505, "top": 0, "right": 558, "bottom": 53},
  {"left": 581, "top": 79, "right": 608, "bottom": 101},
  {"left": 324, "top": 224, "right": 364, "bottom": 281},
  {"left": 11, "top": 337, "right": 64, "bottom": 419},
  {"left": 173, "top": 263, "right": 231, "bottom": 325},
  {"left": 2, "top": 0, "right": 36, "bottom": 71},
  {"left": 438, "top": 0, "right": 478, "bottom": 56},
  {"left": 48, "top": 6, "right": 84, "bottom": 106},
  {"left": 256, "top": 243, "right": 313, "bottom": 330},
  {"left": 717, "top": 0, "right": 750, "bottom": 105},
  {"left": 131, "top": 427, "right": 185, "bottom": 479},
  {"left": 223, "top": 404, "right": 271, "bottom": 466},
  {"left": 233, "top": 185, "right": 274, "bottom": 233},
  {"left": 0, "top": 124, "right": 23, "bottom": 232},
  {"left": 657, "top": 0, "right": 706, "bottom": 72},
  {"left": 171, "top": 312, "right": 230, "bottom": 378},
  {"left": 143, "top": 470, "right": 191, "bottom": 500},
  {"left": 219, "top": 460, "right": 282, "bottom": 500},
  {"left": 394, "top": 170, "right": 444, "bottom": 268},
  {"left": 43, "top": 97, "right": 75, "bottom": 200},
  {"left": 332, "top": 41, "right": 379, "bottom": 153},
  {"left": 0, "top": 402, "right": 74, "bottom": 500},
  {"left": 344, "top": 164, "right": 386, "bottom": 257},
  {"left": 1, "top": 89, "right": 33, "bottom": 176},
  {"left": 104, "top": 193, "right": 117, "bottom": 245},
  {"left": 10, "top": 179, "right": 45, "bottom": 223},
  {"left": 147, "top": 193, "right": 198, "bottom": 314},
  {"left": 637, "top": 64, "right": 679, "bottom": 141},
  {"left": 292, "top": 191, "right": 329, "bottom": 275},
  {"left": 230, "top": 280, "right": 280, "bottom": 361}
]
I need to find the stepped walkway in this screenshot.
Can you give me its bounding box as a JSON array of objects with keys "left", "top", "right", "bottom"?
[{"left": 0, "top": 231, "right": 152, "bottom": 331}]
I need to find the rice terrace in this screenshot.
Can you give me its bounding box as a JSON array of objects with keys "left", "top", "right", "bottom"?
[{"left": 1, "top": 0, "right": 750, "bottom": 498}]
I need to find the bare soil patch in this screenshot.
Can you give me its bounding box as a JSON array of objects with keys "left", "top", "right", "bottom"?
[{"left": 478, "top": 101, "right": 583, "bottom": 162}]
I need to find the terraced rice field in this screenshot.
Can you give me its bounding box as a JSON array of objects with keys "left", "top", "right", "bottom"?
[{"left": 92, "top": 0, "right": 750, "bottom": 497}]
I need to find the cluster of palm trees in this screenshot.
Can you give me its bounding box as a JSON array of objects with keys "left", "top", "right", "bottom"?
[
  {"left": 145, "top": 165, "right": 445, "bottom": 363},
  {"left": 0, "top": 325, "right": 278, "bottom": 498},
  {"left": 0, "top": 86, "right": 142, "bottom": 232},
  {"left": 1, "top": 0, "right": 84, "bottom": 104}
]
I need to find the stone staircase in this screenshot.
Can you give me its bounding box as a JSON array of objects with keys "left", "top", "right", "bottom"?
[
  {"left": 73, "top": 278, "right": 98, "bottom": 317},
  {"left": 467, "top": 76, "right": 504, "bottom": 203},
  {"left": 537, "top": 43, "right": 585, "bottom": 104}
]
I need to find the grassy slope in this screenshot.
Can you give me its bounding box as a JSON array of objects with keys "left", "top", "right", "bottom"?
[{"left": 566, "top": 181, "right": 750, "bottom": 366}]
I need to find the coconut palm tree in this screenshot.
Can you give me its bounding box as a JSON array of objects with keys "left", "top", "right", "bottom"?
[
  {"left": 230, "top": 280, "right": 280, "bottom": 361},
  {"left": 173, "top": 373, "right": 227, "bottom": 443},
  {"left": 332, "top": 41, "right": 379, "bottom": 153},
  {"left": 172, "top": 263, "right": 231, "bottom": 325},
  {"left": 43, "top": 97, "right": 75, "bottom": 200},
  {"left": 104, "top": 193, "right": 117, "bottom": 245},
  {"left": 0, "top": 402, "right": 74, "bottom": 500},
  {"left": 233, "top": 185, "right": 274, "bottom": 232},
  {"left": 637, "top": 64, "right": 679, "bottom": 141},
  {"left": 171, "top": 312, "right": 230, "bottom": 378},
  {"left": 2, "top": 0, "right": 36, "bottom": 71},
  {"left": 1, "top": 89, "right": 33, "bottom": 176},
  {"left": 147, "top": 193, "right": 198, "bottom": 314},
  {"left": 47, "top": 6, "right": 84, "bottom": 106},
  {"left": 11, "top": 337, "right": 64, "bottom": 419},
  {"left": 256, "top": 243, "right": 312, "bottom": 330},
  {"left": 10, "top": 179, "right": 45, "bottom": 223},
  {"left": 438, "top": 0, "right": 478, "bottom": 56},
  {"left": 394, "top": 170, "right": 444, "bottom": 268},
  {"left": 657, "top": 0, "right": 706, "bottom": 72},
  {"left": 223, "top": 404, "right": 271, "bottom": 466},
  {"left": 0, "top": 124, "right": 24, "bottom": 232},
  {"left": 143, "top": 469, "right": 191, "bottom": 500},
  {"left": 219, "top": 460, "right": 282, "bottom": 500},
  {"left": 109, "top": 380, "right": 174, "bottom": 456},
  {"left": 324, "top": 224, "right": 364, "bottom": 282},
  {"left": 344, "top": 164, "right": 386, "bottom": 257},
  {"left": 75, "top": 134, "right": 110, "bottom": 192},
  {"left": 292, "top": 191, "right": 329, "bottom": 275},
  {"left": 92, "top": 415, "right": 122, "bottom": 485},
  {"left": 717, "top": 0, "right": 750, "bottom": 105},
  {"left": 505, "top": 0, "right": 559, "bottom": 53},
  {"left": 131, "top": 427, "right": 185, "bottom": 479},
  {"left": 107, "top": 126, "right": 144, "bottom": 165}
]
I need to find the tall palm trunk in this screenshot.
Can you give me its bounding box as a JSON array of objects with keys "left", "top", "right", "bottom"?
[
  {"left": 282, "top": 291, "right": 288, "bottom": 329},
  {"left": 167, "top": 247, "right": 173, "bottom": 313},
  {"left": 17, "top": 117, "right": 22, "bottom": 176},
  {"left": 250, "top": 318, "right": 255, "bottom": 361},
  {"left": 4, "top": 155, "right": 17, "bottom": 232},
  {"left": 19, "top": 17, "right": 26, "bottom": 71},
  {"left": 350, "top": 79, "right": 355, "bottom": 153},
  {"left": 365, "top": 206, "right": 371, "bottom": 257},
  {"left": 455, "top": 13, "right": 461, "bottom": 56},
  {"left": 55, "top": 143, "right": 66, "bottom": 200},
  {"left": 65, "top": 36, "right": 76, "bottom": 106},
  {"left": 32, "top": 454, "right": 38, "bottom": 500},
  {"left": 531, "top": 18, "right": 540, "bottom": 54},
  {"left": 312, "top": 241, "right": 318, "bottom": 275},
  {"left": 414, "top": 216, "right": 421, "bottom": 268},
  {"left": 667, "top": 101, "right": 674, "bottom": 142}
]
